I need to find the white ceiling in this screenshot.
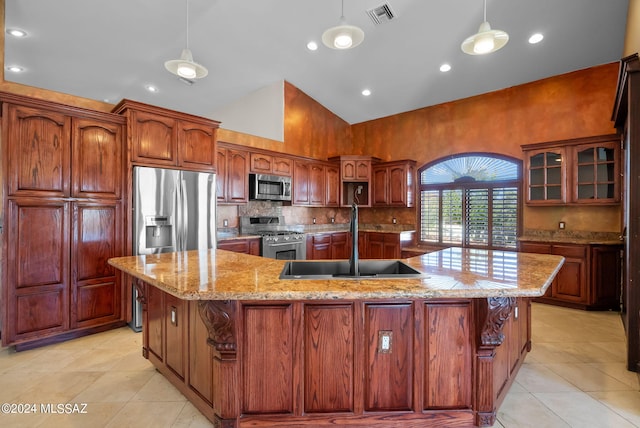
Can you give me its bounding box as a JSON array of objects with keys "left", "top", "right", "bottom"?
[{"left": 3, "top": 0, "right": 630, "bottom": 125}]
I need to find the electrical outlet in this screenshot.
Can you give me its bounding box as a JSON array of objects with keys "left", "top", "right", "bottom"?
[
  {"left": 377, "top": 330, "right": 393, "bottom": 353},
  {"left": 331, "top": 217, "right": 335, "bottom": 223},
  {"left": 313, "top": 217, "right": 316, "bottom": 224},
  {"left": 392, "top": 217, "right": 397, "bottom": 224},
  {"left": 223, "top": 219, "right": 228, "bottom": 227},
  {"left": 559, "top": 221, "right": 566, "bottom": 230}
]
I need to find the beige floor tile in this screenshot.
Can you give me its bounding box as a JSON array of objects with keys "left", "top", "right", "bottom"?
[
  {"left": 588, "top": 390, "right": 640, "bottom": 427},
  {"left": 496, "top": 391, "right": 571, "bottom": 427},
  {"left": 171, "top": 401, "right": 213, "bottom": 428},
  {"left": 534, "top": 391, "right": 638, "bottom": 428},
  {"left": 132, "top": 372, "right": 188, "bottom": 402},
  {"left": 72, "top": 370, "right": 157, "bottom": 403},
  {"left": 34, "top": 402, "right": 126, "bottom": 428},
  {"left": 104, "top": 401, "right": 186, "bottom": 428},
  {"left": 12, "top": 371, "right": 104, "bottom": 404},
  {"left": 526, "top": 341, "right": 586, "bottom": 364},
  {"left": 512, "top": 364, "right": 580, "bottom": 393},
  {"left": 545, "top": 362, "right": 633, "bottom": 392},
  {"left": 588, "top": 362, "right": 640, "bottom": 390},
  {"left": 0, "top": 371, "right": 53, "bottom": 402}
]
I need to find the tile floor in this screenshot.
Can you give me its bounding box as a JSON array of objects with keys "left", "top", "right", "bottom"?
[{"left": 0, "top": 303, "right": 638, "bottom": 427}]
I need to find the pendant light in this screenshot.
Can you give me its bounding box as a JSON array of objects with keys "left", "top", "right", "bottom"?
[
  {"left": 461, "top": 0, "right": 509, "bottom": 55},
  {"left": 322, "top": 0, "right": 364, "bottom": 50},
  {"left": 165, "top": 0, "right": 208, "bottom": 79}
]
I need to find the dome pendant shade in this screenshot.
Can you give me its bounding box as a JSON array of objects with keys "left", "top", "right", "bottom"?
[
  {"left": 461, "top": 21, "right": 509, "bottom": 55},
  {"left": 165, "top": 48, "right": 208, "bottom": 79},
  {"left": 461, "top": 0, "right": 509, "bottom": 55},
  {"left": 165, "top": 0, "right": 208, "bottom": 80},
  {"left": 322, "top": 23, "right": 365, "bottom": 49}
]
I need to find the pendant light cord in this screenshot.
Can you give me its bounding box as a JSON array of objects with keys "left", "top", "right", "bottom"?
[
  {"left": 340, "top": 0, "right": 345, "bottom": 19},
  {"left": 483, "top": 0, "right": 487, "bottom": 22},
  {"left": 185, "top": 0, "right": 190, "bottom": 49}
]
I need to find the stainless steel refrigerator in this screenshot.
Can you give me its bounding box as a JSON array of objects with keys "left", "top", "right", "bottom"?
[{"left": 130, "top": 166, "right": 216, "bottom": 331}]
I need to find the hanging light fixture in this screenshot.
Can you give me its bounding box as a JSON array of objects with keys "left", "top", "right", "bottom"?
[
  {"left": 165, "top": 0, "right": 208, "bottom": 79},
  {"left": 322, "top": 0, "right": 365, "bottom": 50},
  {"left": 461, "top": 0, "right": 509, "bottom": 55}
]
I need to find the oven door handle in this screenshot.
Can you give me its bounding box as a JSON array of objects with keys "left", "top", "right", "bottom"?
[{"left": 265, "top": 241, "right": 304, "bottom": 247}]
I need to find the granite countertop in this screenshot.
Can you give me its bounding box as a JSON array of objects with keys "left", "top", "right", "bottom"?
[
  {"left": 108, "top": 247, "right": 564, "bottom": 301},
  {"left": 218, "top": 224, "right": 416, "bottom": 241},
  {"left": 518, "top": 230, "right": 623, "bottom": 245}
]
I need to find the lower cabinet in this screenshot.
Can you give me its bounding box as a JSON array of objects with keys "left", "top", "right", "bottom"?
[
  {"left": 217, "top": 237, "right": 261, "bottom": 256},
  {"left": 519, "top": 241, "right": 622, "bottom": 310},
  {"left": 306, "top": 232, "right": 351, "bottom": 259},
  {"left": 359, "top": 231, "right": 402, "bottom": 259},
  {"left": 143, "top": 284, "right": 213, "bottom": 414},
  {"left": 3, "top": 198, "right": 125, "bottom": 349}
]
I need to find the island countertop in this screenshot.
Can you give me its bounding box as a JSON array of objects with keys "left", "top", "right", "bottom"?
[{"left": 108, "top": 247, "right": 564, "bottom": 301}]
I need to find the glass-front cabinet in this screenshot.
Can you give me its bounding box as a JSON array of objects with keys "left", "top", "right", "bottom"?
[
  {"left": 526, "top": 148, "right": 566, "bottom": 204},
  {"left": 523, "top": 134, "right": 620, "bottom": 205},
  {"left": 573, "top": 141, "right": 619, "bottom": 203}
]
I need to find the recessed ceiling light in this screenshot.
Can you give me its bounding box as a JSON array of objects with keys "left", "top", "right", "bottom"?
[
  {"left": 6, "top": 28, "right": 27, "bottom": 38},
  {"left": 6, "top": 65, "right": 24, "bottom": 73},
  {"left": 362, "top": 89, "right": 371, "bottom": 96},
  {"left": 440, "top": 63, "right": 452, "bottom": 72},
  {"left": 528, "top": 33, "right": 544, "bottom": 44},
  {"left": 306, "top": 41, "right": 318, "bottom": 51},
  {"left": 145, "top": 84, "right": 159, "bottom": 93}
]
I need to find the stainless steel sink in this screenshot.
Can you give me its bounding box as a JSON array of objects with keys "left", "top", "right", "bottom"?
[{"left": 279, "top": 260, "right": 424, "bottom": 279}]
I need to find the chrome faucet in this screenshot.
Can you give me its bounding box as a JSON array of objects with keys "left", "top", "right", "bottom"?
[{"left": 349, "top": 203, "right": 360, "bottom": 276}]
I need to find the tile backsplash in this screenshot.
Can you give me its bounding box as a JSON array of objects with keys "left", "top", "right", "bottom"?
[{"left": 217, "top": 201, "right": 416, "bottom": 230}]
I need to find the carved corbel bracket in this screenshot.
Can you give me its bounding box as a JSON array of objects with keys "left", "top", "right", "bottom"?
[
  {"left": 480, "top": 296, "right": 516, "bottom": 347},
  {"left": 198, "top": 300, "right": 238, "bottom": 360},
  {"left": 134, "top": 279, "right": 147, "bottom": 306}
]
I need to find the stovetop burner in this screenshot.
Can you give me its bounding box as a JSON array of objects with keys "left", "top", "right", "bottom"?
[{"left": 258, "top": 230, "right": 304, "bottom": 237}]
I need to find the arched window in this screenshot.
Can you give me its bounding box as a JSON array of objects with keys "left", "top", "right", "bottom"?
[{"left": 419, "top": 153, "right": 522, "bottom": 249}]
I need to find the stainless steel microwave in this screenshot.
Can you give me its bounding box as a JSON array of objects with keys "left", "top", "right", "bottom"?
[{"left": 249, "top": 173, "right": 292, "bottom": 201}]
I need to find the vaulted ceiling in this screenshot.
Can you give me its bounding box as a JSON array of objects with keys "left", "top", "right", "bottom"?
[{"left": 3, "top": 0, "right": 630, "bottom": 125}]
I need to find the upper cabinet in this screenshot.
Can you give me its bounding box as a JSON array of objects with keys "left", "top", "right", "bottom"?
[
  {"left": 522, "top": 134, "right": 620, "bottom": 205},
  {"left": 293, "top": 160, "right": 339, "bottom": 207},
  {"left": 217, "top": 143, "right": 249, "bottom": 204},
  {"left": 372, "top": 160, "right": 416, "bottom": 207},
  {"left": 249, "top": 151, "right": 293, "bottom": 176},
  {"left": 112, "top": 99, "right": 219, "bottom": 172}
]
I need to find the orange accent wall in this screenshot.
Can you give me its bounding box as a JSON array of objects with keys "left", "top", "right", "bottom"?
[{"left": 351, "top": 63, "right": 619, "bottom": 163}]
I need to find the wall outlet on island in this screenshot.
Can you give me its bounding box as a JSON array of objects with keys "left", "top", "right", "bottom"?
[
  {"left": 392, "top": 217, "right": 397, "bottom": 224},
  {"left": 313, "top": 217, "right": 316, "bottom": 224},
  {"left": 331, "top": 217, "right": 335, "bottom": 223},
  {"left": 558, "top": 221, "right": 566, "bottom": 230},
  {"left": 223, "top": 219, "right": 228, "bottom": 227}
]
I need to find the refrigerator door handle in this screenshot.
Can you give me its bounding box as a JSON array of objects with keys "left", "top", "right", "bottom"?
[{"left": 180, "top": 176, "right": 188, "bottom": 251}]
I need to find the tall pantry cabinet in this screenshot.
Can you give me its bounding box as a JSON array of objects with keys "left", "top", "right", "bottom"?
[{"left": 1, "top": 93, "right": 127, "bottom": 350}]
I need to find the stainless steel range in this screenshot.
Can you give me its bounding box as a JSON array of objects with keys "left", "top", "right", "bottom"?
[{"left": 240, "top": 216, "right": 306, "bottom": 260}]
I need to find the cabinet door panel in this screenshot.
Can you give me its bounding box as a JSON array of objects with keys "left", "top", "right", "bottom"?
[
  {"left": 131, "top": 110, "right": 176, "bottom": 165},
  {"left": 179, "top": 121, "right": 216, "bottom": 170},
  {"left": 188, "top": 301, "right": 213, "bottom": 404},
  {"left": 553, "top": 258, "right": 586, "bottom": 301},
  {"left": 226, "top": 150, "right": 249, "bottom": 203},
  {"left": 9, "top": 199, "right": 69, "bottom": 288},
  {"left": 216, "top": 148, "right": 227, "bottom": 203},
  {"left": 165, "top": 294, "right": 186, "bottom": 378},
  {"left": 72, "top": 118, "right": 123, "bottom": 198},
  {"left": 304, "top": 304, "right": 354, "bottom": 412},
  {"left": 325, "top": 165, "right": 340, "bottom": 206},
  {"left": 6, "top": 104, "right": 71, "bottom": 197},
  {"left": 243, "top": 305, "right": 294, "bottom": 413},
  {"left": 273, "top": 157, "right": 292, "bottom": 176},
  {"left": 365, "top": 303, "right": 413, "bottom": 411},
  {"left": 424, "top": 302, "right": 472, "bottom": 409},
  {"left": 293, "top": 162, "right": 310, "bottom": 205},
  {"left": 147, "top": 285, "right": 164, "bottom": 361},
  {"left": 309, "top": 164, "right": 325, "bottom": 206},
  {"left": 249, "top": 153, "right": 273, "bottom": 174},
  {"left": 16, "top": 287, "right": 67, "bottom": 335},
  {"left": 389, "top": 166, "right": 408, "bottom": 206},
  {"left": 72, "top": 202, "right": 122, "bottom": 326},
  {"left": 372, "top": 167, "right": 388, "bottom": 206}
]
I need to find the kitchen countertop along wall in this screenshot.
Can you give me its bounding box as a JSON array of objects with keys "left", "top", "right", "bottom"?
[{"left": 518, "top": 229, "right": 623, "bottom": 245}]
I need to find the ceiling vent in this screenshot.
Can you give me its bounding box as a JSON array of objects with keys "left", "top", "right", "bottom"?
[{"left": 366, "top": 3, "right": 396, "bottom": 25}]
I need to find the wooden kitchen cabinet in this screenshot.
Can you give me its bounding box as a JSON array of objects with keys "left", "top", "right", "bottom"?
[
  {"left": 519, "top": 240, "right": 621, "bottom": 309},
  {"left": 365, "top": 232, "right": 402, "bottom": 259},
  {"left": 306, "top": 232, "right": 351, "bottom": 260},
  {"left": 372, "top": 160, "right": 416, "bottom": 207},
  {"left": 113, "top": 99, "right": 219, "bottom": 172},
  {"left": 522, "top": 134, "right": 620, "bottom": 205},
  {"left": 293, "top": 160, "right": 336, "bottom": 206},
  {"left": 217, "top": 143, "right": 249, "bottom": 204},
  {"left": 217, "top": 237, "right": 261, "bottom": 256},
  {"left": 1, "top": 93, "right": 127, "bottom": 349},
  {"left": 325, "top": 163, "right": 340, "bottom": 207},
  {"left": 249, "top": 151, "right": 292, "bottom": 176}
]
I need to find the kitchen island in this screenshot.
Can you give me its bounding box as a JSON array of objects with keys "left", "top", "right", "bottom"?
[{"left": 108, "top": 248, "right": 563, "bottom": 427}]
